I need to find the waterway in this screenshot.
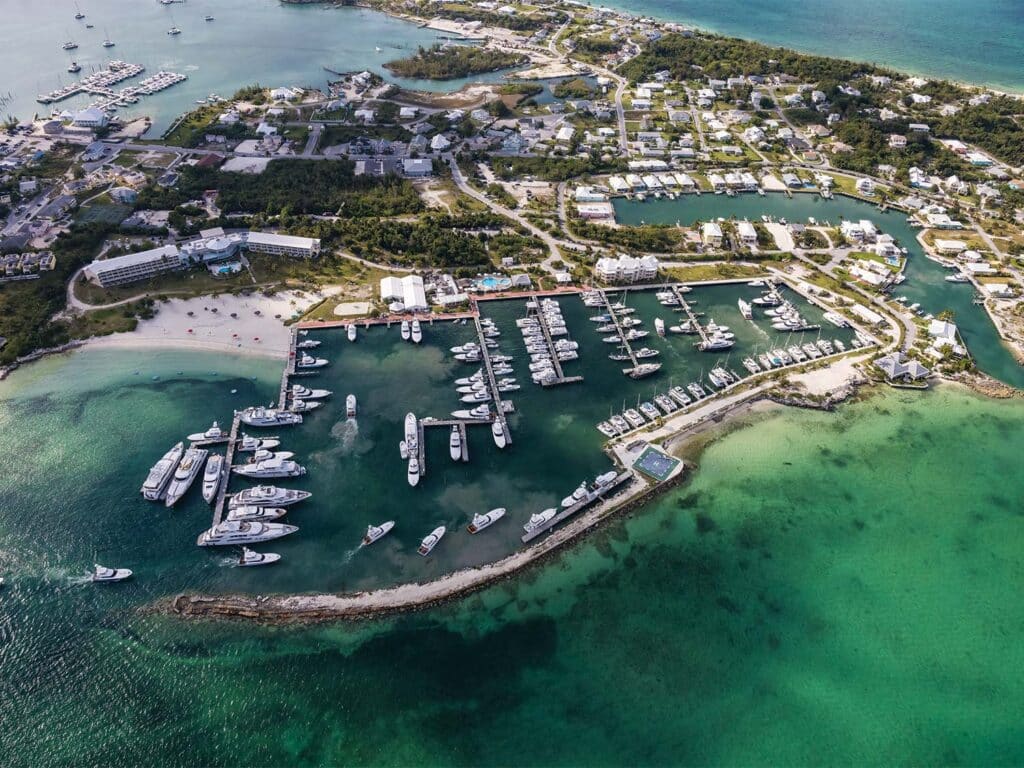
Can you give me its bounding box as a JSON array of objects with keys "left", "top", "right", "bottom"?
[
  {"left": 2, "top": 352, "right": 1023, "bottom": 764},
  {"left": 1, "top": 0, "right": 505, "bottom": 135},
  {"left": 613, "top": 192, "right": 1024, "bottom": 389},
  {"left": 603, "top": 0, "right": 1024, "bottom": 93}
]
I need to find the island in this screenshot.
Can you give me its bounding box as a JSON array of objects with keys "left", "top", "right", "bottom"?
[{"left": 384, "top": 43, "right": 527, "bottom": 80}]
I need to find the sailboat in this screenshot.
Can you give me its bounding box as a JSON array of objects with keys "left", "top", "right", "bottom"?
[
  {"left": 167, "top": 12, "right": 181, "bottom": 35},
  {"left": 102, "top": 27, "right": 115, "bottom": 47},
  {"left": 74, "top": 1, "right": 85, "bottom": 20}
]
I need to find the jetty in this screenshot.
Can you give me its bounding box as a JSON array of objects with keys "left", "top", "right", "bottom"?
[
  {"left": 673, "top": 285, "right": 711, "bottom": 346},
  {"left": 521, "top": 471, "right": 634, "bottom": 543},
  {"left": 210, "top": 413, "right": 242, "bottom": 528},
  {"left": 278, "top": 331, "right": 298, "bottom": 407},
  {"left": 473, "top": 315, "right": 513, "bottom": 446},
  {"left": 598, "top": 289, "right": 640, "bottom": 369},
  {"left": 420, "top": 418, "right": 473, "bottom": 462},
  {"left": 527, "top": 299, "right": 583, "bottom": 387}
]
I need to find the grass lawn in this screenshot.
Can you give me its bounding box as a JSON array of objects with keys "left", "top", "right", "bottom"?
[{"left": 662, "top": 263, "right": 767, "bottom": 282}]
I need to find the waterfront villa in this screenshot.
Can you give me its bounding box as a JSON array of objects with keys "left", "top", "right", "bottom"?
[
  {"left": 701, "top": 222, "right": 723, "bottom": 247},
  {"left": 594, "top": 254, "right": 659, "bottom": 284}
]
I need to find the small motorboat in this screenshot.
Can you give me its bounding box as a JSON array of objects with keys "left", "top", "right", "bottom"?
[
  {"left": 362, "top": 521, "right": 395, "bottom": 546},
  {"left": 237, "top": 547, "right": 281, "bottom": 567},
  {"left": 92, "top": 564, "right": 132, "bottom": 583}
]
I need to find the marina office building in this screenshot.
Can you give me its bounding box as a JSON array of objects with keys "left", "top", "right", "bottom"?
[{"left": 84, "top": 230, "right": 321, "bottom": 287}]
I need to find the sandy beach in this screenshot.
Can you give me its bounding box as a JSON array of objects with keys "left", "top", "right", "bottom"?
[{"left": 83, "top": 289, "right": 338, "bottom": 359}]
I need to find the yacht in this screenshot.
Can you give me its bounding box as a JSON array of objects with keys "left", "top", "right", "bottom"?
[
  {"left": 246, "top": 449, "right": 295, "bottom": 464},
  {"left": 595, "top": 470, "right": 618, "bottom": 488},
  {"left": 236, "top": 434, "right": 280, "bottom": 452},
  {"left": 167, "top": 26, "right": 181, "bottom": 35},
  {"left": 164, "top": 447, "right": 209, "bottom": 507},
  {"left": 404, "top": 412, "right": 418, "bottom": 448},
  {"left": 687, "top": 382, "right": 707, "bottom": 399},
  {"left": 523, "top": 508, "right": 557, "bottom": 534},
  {"left": 197, "top": 520, "right": 298, "bottom": 547},
  {"left": 297, "top": 353, "right": 328, "bottom": 369},
  {"left": 639, "top": 401, "right": 660, "bottom": 421},
  {"left": 226, "top": 505, "right": 287, "bottom": 523},
  {"left": 822, "top": 311, "right": 850, "bottom": 328},
  {"left": 597, "top": 421, "right": 618, "bottom": 438},
  {"left": 229, "top": 485, "right": 310, "bottom": 508},
  {"left": 346, "top": 394, "right": 357, "bottom": 418},
  {"left": 738, "top": 299, "right": 753, "bottom": 320},
  {"left": 399, "top": 440, "right": 409, "bottom": 460},
  {"left": 460, "top": 391, "right": 490, "bottom": 404},
  {"left": 654, "top": 394, "right": 677, "bottom": 414},
  {"left": 609, "top": 414, "right": 630, "bottom": 433},
  {"left": 237, "top": 406, "right": 302, "bottom": 427},
  {"left": 451, "top": 404, "right": 490, "bottom": 420},
  {"left": 492, "top": 420, "right": 507, "bottom": 449},
  {"left": 205, "top": 15, "right": 215, "bottom": 21},
  {"left": 187, "top": 421, "right": 225, "bottom": 442},
  {"left": 233, "top": 457, "right": 306, "bottom": 479},
  {"left": 561, "top": 482, "right": 589, "bottom": 508},
  {"left": 290, "top": 398, "right": 322, "bottom": 414},
  {"left": 102, "top": 30, "right": 115, "bottom": 47},
  {"left": 400, "top": 320, "right": 411, "bottom": 341},
  {"left": 290, "top": 384, "right": 332, "bottom": 400},
  {"left": 362, "top": 521, "right": 395, "bottom": 546},
  {"left": 407, "top": 456, "right": 420, "bottom": 487},
  {"left": 699, "top": 335, "right": 734, "bottom": 351},
  {"left": 140, "top": 442, "right": 184, "bottom": 501},
  {"left": 468, "top": 508, "right": 505, "bottom": 533},
  {"left": 624, "top": 363, "right": 662, "bottom": 379},
  {"left": 454, "top": 371, "right": 483, "bottom": 386},
  {"left": 237, "top": 548, "right": 281, "bottom": 567},
  {"left": 62, "top": 41, "right": 78, "bottom": 50},
  {"left": 654, "top": 318, "right": 666, "bottom": 336},
  {"left": 411, "top": 319, "right": 422, "bottom": 344},
  {"left": 635, "top": 347, "right": 660, "bottom": 359},
  {"left": 201, "top": 454, "right": 225, "bottom": 504},
  {"left": 623, "top": 408, "right": 645, "bottom": 428},
  {"left": 945, "top": 272, "right": 970, "bottom": 283},
  {"left": 449, "top": 425, "right": 462, "bottom": 461},
  {"left": 347, "top": 324, "right": 357, "bottom": 342},
  {"left": 417, "top": 526, "right": 445, "bottom": 556},
  {"left": 296, "top": 339, "right": 321, "bottom": 349},
  {"left": 668, "top": 386, "right": 692, "bottom": 407},
  {"left": 67, "top": 61, "right": 81, "bottom": 73},
  {"left": 742, "top": 357, "right": 762, "bottom": 375},
  {"left": 92, "top": 565, "right": 132, "bottom": 583}
]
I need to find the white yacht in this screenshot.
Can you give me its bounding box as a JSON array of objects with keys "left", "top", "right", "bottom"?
[
  {"left": 417, "top": 526, "right": 445, "bottom": 556},
  {"left": 411, "top": 319, "right": 422, "bottom": 344},
  {"left": 449, "top": 425, "right": 462, "bottom": 461},
  {"left": 362, "top": 521, "right": 395, "bottom": 546},
  {"left": 164, "top": 447, "right": 209, "bottom": 507},
  {"left": 247, "top": 449, "right": 295, "bottom": 463},
  {"left": 296, "top": 339, "right": 321, "bottom": 349},
  {"left": 290, "top": 385, "right": 332, "bottom": 400},
  {"left": 236, "top": 434, "right": 280, "bottom": 452},
  {"left": 233, "top": 457, "right": 306, "bottom": 479},
  {"left": 452, "top": 404, "right": 491, "bottom": 420},
  {"left": 237, "top": 407, "right": 302, "bottom": 427},
  {"left": 523, "top": 508, "right": 557, "bottom": 534},
  {"left": 404, "top": 412, "right": 418, "bottom": 448},
  {"left": 561, "top": 482, "right": 589, "bottom": 508},
  {"left": 699, "top": 335, "right": 734, "bottom": 351},
  {"left": 407, "top": 456, "right": 421, "bottom": 487},
  {"left": 226, "top": 505, "right": 287, "bottom": 522},
  {"left": 201, "top": 454, "right": 225, "bottom": 504},
  {"left": 297, "top": 353, "right": 328, "bottom": 369},
  {"left": 346, "top": 394, "right": 357, "bottom": 418},
  {"left": 468, "top": 508, "right": 505, "bottom": 533},
  {"left": 399, "top": 440, "right": 409, "bottom": 460},
  {"left": 400, "top": 320, "right": 411, "bottom": 341},
  {"left": 237, "top": 547, "right": 281, "bottom": 567},
  {"left": 289, "top": 399, "right": 321, "bottom": 414},
  {"left": 654, "top": 318, "right": 666, "bottom": 336},
  {"left": 460, "top": 391, "right": 490, "bottom": 404},
  {"left": 141, "top": 442, "right": 184, "bottom": 501},
  {"left": 347, "top": 324, "right": 357, "bottom": 342},
  {"left": 595, "top": 470, "right": 618, "bottom": 488},
  {"left": 92, "top": 564, "right": 132, "bottom": 583},
  {"left": 187, "top": 421, "right": 225, "bottom": 442},
  {"left": 197, "top": 520, "right": 298, "bottom": 547},
  {"left": 229, "top": 485, "right": 311, "bottom": 508},
  {"left": 738, "top": 299, "right": 754, "bottom": 320}
]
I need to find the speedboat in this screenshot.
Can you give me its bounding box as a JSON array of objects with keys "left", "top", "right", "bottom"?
[
  {"left": 92, "top": 564, "right": 132, "bottom": 583},
  {"left": 187, "top": 421, "right": 225, "bottom": 442},
  {"left": 407, "top": 456, "right": 420, "bottom": 487},
  {"left": 401, "top": 320, "right": 411, "bottom": 341},
  {"left": 452, "top": 404, "right": 490, "bottom": 420},
  {"left": 738, "top": 299, "right": 753, "bottom": 320},
  {"left": 226, "top": 506, "right": 287, "bottom": 522},
  {"left": 405, "top": 412, "right": 418, "bottom": 448},
  {"left": 202, "top": 454, "right": 224, "bottom": 504},
  {"left": 197, "top": 520, "right": 298, "bottom": 547},
  {"left": 346, "top": 394, "right": 357, "bottom": 418},
  {"left": 228, "top": 485, "right": 311, "bottom": 508},
  {"left": 363, "top": 521, "right": 395, "bottom": 545},
  {"left": 237, "top": 434, "right": 280, "bottom": 452},
  {"left": 290, "top": 385, "right": 332, "bottom": 400},
  {"left": 297, "top": 353, "right": 328, "bottom": 369},
  {"left": 165, "top": 447, "right": 209, "bottom": 507},
  {"left": 289, "top": 399, "right": 321, "bottom": 413},
  {"left": 417, "top": 526, "right": 445, "bottom": 556},
  {"left": 595, "top": 470, "right": 618, "bottom": 488},
  {"left": 449, "top": 425, "right": 462, "bottom": 461},
  {"left": 399, "top": 440, "right": 409, "bottom": 460},
  {"left": 237, "top": 547, "right": 281, "bottom": 567},
  {"left": 297, "top": 339, "right": 321, "bottom": 349},
  {"left": 237, "top": 407, "right": 302, "bottom": 427},
  {"left": 141, "top": 442, "right": 184, "bottom": 501},
  {"left": 411, "top": 319, "right": 422, "bottom": 344},
  {"left": 167, "top": 25, "right": 181, "bottom": 35},
  {"left": 468, "top": 508, "right": 505, "bottom": 533},
  {"left": 492, "top": 420, "right": 507, "bottom": 448},
  {"left": 233, "top": 457, "right": 306, "bottom": 478},
  {"left": 67, "top": 61, "right": 81, "bottom": 73},
  {"left": 561, "top": 482, "right": 589, "bottom": 508},
  {"left": 655, "top": 318, "right": 666, "bottom": 336},
  {"left": 523, "top": 508, "right": 557, "bottom": 534},
  {"left": 347, "top": 324, "right": 357, "bottom": 342}
]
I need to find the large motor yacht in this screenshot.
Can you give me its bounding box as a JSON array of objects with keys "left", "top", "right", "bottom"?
[
  {"left": 417, "top": 526, "right": 445, "bottom": 556},
  {"left": 228, "top": 485, "right": 311, "bottom": 508},
  {"left": 201, "top": 454, "right": 225, "bottom": 504},
  {"left": 164, "top": 447, "right": 209, "bottom": 507},
  {"left": 468, "top": 508, "right": 505, "bottom": 533},
  {"left": 140, "top": 442, "right": 184, "bottom": 501},
  {"left": 197, "top": 520, "right": 298, "bottom": 547},
  {"left": 237, "top": 407, "right": 303, "bottom": 427},
  {"left": 362, "top": 521, "right": 395, "bottom": 546}
]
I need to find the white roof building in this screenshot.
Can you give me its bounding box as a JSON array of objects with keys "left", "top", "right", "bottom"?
[{"left": 380, "top": 275, "right": 428, "bottom": 311}]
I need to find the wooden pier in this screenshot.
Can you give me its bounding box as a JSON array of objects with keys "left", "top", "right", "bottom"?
[
  {"left": 598, "top": 289, "right": 639, "bottom": 368},
  {"left": 420, "top": 418, "right": 481, "bottom": 463},
  {"left": 521, "top": 471, "right": 634, "bottom": 543},
  {"left": 527, "top": 299, "right": 583, "bottom": 386},
  {"left": 278, "top": 331, "right": 298, "bottom": 408},
  {"left": 210, "top": 413, "right": 242, "bottom": 528},
  {"left": 672, "top": 285, "right": 711, "bottom": 347},
  {"left": 473, "top": 315, "right": 512, "bottom": 447}
]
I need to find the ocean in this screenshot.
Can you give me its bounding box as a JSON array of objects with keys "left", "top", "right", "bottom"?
[{"left": 1, "top": 348, "right": 1023, "bottom": 765}]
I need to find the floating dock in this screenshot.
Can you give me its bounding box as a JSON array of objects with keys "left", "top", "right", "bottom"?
[
  {"left": 597, "top": 289, "right": 640, "bottom": 369},
  {"left": 473, "top": 315, "right": 513, "bottom": 446},
  {"left": 672, "top": 285, "right": 711, "bottom": 346},
  {"left": 278, "top": 331, "right": 298, "bottom": 408},
  {"left": 527, "top": 299, "right": 583, "bottom": 387},
  {"left": 210, "top": 413, "right": 242, "bottom": 528},
  {"left": 521, "top": 471, "right": 634, "bottom": 543}
]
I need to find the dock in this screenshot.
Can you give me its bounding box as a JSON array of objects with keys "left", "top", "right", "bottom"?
[
  {"left": 598, "top": 289, "right": 639, "bottom": 369},
  {"left": 473, "top": 315, "right": 512, "bottom": 446},
  {"left": 420, "top": 418, "right": 485, "bottom": 465},
  {"left": 527, "top": 299, "right": 583, "bottom": 387},
  {"left": 521, "top": 471, "right": 634, "bottom": 543},
  {"left": 278, "top": 331, "right": 298, "bottom": 408},
  {"left": 210, "top": 413, "right": 242, "bottom": 528},
  {"left": 672, "top": 285, "right": 711, "bottom": 346}
]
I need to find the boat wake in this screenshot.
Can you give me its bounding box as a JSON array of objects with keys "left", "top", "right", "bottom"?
[{"left": 330, "top": 418, "right": 361, "bottom": 455}]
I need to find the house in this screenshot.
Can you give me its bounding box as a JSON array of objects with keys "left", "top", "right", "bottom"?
[
  {"left": 353, "top": 108, "right": 375, "bottom": 124},
  {"left": 430, "top": 134, "right": 451, "bottom": 152},
  {"left": 701, "top": 222, "right": 723, "bottom": 247},
  {"left": 555, "top": 125, "right": 575, "bottom": 143},
  {"left": 594, "top": 254, "right": 659, "bottom": 283},
  {"left": 927, "top": 319, "right": 966, "bottom": 356},
  {"left": 574, "top": 186, "right": 607, "bottom": 203},
  {"left": 934, "top": 239, "right": 968, "bottom": 255},
  {"left": 926, "top": 212, "right": 963, "bottom": 229},
  {"left": 908, "top": 123, "right": 930, "bottom": 133},
  {"left": 399, "top": 107, "right": 419, "bottom": 119},
  {"left": 736, "top": 220, "right": 757, "bottom": 245},
  {"left": 782, "top": 173, "right": 802, "bottom": 189},
  {"left": 889, "top": 134, "right": 907, "bottom": 149},
  {"left": 875, "top": 352, "right": 929, "bottom": 381},
  {"left": 270, "top": 87, "right": 302, "bottom": 101},
  {"left": 856, "top": 177, "right": 876, "bottom": 196},
  {"left": 109, "top": 186, "right": 138, "bottom": 204},
  {"left": 403, "top": 158, "right": 433, "bottom": 177}
]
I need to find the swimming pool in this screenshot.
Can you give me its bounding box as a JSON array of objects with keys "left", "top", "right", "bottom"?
[{"left": 477, "top": 276, "right": 512, "bottom": 290}]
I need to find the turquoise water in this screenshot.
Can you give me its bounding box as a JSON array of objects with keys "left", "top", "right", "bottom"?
[
  {"left": 1, "top": 0, "right": 492, "bottom": 134},
  {"left": 614, "top": 192, "right": 1024, "bottom": 388},
  {"left": 2, "top": 352, "right": 1024, "bottom": 764},
  {"left": 604, "top": 0, "right": 1024, "bottom": 92}
]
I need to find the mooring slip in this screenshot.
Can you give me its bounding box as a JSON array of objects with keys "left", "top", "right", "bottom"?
[
  {"left": 597, "top": 289, "right": 639, "bottom": 368},
  {"left": 473, "top": 315, "right": 512, "bottom": 446},
  {"left": 521, "top": 471, "right": 635, "bottom": 543},
  {"left": 278, "top": 331, "right": 298, "bottom": 408},
  {"left": 673, "top": 285, "right": 711, "bottom": 346},
  {"left": 211, "top": 414, "right": 242, "bottom": 527}
]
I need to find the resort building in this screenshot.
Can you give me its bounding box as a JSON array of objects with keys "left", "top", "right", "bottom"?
[
  {"left": 380, "top": 275, "right": 429, "bottom": 311},
  {"left": 876, "top": 352, "right": 930, "bottom": 382},
  {"left": 594, "top": 254, "right": 659, "bottom": 284},
  {"left": 84, "top": 245, "right": 185, "bottom": 287}
]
